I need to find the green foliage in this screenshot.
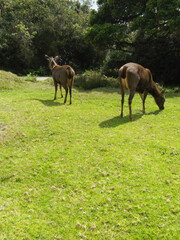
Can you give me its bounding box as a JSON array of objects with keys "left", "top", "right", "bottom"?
[
  {"left": 90, "top": 0, "right": 146, "bottom": 25},
  {"left": 132, "top": 0, "right": 180, "bottom": 32},
  {"left": 0, "top": 0, "right": 96, "bottom": 73},
  {"left": 86, "top": 0, "right": 180, "bottom": 85},
  {"left": 22, "top": 66, "right": 48, "bottom": 76},
  {"left": 23, "top": 72, "right": 37, "bottom": 82},
  {"left": 75, "top": 70, "right": 119, "bottom": 89},
  {"left": 0, "top": 0, "right": 179, "bottom": 85},
  {"left": 131, "top": 0, "right": 180, "bottom": 85},
  {"left": 100, "top": 50, "right": 132, "bottom": 77},
  {"left": 0, "top": 80, "right": 179, "bottom": 239},
  {"left": 87, "top": 0, "right": 146, "bottom": 48}
]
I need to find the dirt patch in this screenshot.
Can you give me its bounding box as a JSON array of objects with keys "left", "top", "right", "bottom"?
[{"left": 0, "top": 123, "right": 7, "bottom": 131}]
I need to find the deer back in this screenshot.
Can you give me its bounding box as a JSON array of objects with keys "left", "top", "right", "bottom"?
[
  {"left": 52, "top": 65, "right": 73, "bottom": 88},
  {"left": 119, "top": 63, "right": 152, "bottom": 93}
]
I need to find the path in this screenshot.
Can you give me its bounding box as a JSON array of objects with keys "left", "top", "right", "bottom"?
[{"left": 36, "top": 76, "right": 51, "bottom": 81}]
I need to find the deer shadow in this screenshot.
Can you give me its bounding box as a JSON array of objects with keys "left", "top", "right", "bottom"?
[
  {"left": 99, "top": 110, "right": 161, "bottom": 128},
  {"left": 146, "top": 109, "right": 161, "bottom": 115},
  {"left": 31, "top": 98, "right": 64, "bottom": 107}
]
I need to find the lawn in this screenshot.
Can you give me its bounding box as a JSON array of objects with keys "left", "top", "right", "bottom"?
[{"left": 0, "top": 78, "right": 179, "bottom": 239}]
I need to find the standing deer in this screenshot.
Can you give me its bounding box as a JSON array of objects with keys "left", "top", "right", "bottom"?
[
  {"left": 45, "top": 55, "right": 75, "bottom": 104},
  {"left": 119, "top": 63, "right": 165, "bottom": 120}
]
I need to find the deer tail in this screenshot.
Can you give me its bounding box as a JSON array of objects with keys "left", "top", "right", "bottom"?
[
  {"left": 66, "top": 66, "right": 74, "bottom": 79},
  {"left": 119, "top": 65, "right": 128, "bottom": 90},
  {"left": 121, "top": 66, "right": 128, "bottom": 79}
]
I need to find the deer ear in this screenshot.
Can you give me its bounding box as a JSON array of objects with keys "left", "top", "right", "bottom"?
[
  {"left": 45, "top": 54, "right": 49, "bottom": 60},
  {"left": 161, "top": 89, "right": 165, "bottom": 95}
]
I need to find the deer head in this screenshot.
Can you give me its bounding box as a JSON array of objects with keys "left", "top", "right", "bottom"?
[
  {"left": 155, "top": 89, "right": 165, "bottom": 110},
  {"left": 45, "top": 54, "right": 57, "bottom": 70}
]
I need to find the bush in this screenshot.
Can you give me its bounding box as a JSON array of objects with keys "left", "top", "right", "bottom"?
[
  {"left": 74, "top": 70, "right": 119, "bottom": 90},
  {"left": 22, "top": 66, "right": 49, "bottom": 77},
  {"left": 23, "top": 73, "right": 37, "bottom": 82},
  {"left": 100, "top": 50, "right": 131, "bottom": 77}
]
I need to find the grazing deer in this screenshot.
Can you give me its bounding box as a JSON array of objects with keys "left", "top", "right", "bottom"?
[
  {"left": 45, "top": 55, "right": 75, "bottom": 104},
  {"left": 119, "top": 63, "right": 165, "bottom": 120}
]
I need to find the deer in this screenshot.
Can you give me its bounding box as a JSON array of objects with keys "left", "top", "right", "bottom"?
[
  {"left": 45, "top": 55, "right": 75, "bottom": 104},
  {"left": 119, "top": 62, "right": 165, "bottom": 121}
]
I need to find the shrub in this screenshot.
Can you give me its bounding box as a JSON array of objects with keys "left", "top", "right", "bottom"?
[
  {"left": 36, "top": 66, "right": 48, "bottom": 76},
  {"left": 22, "top": 66, "right": 48, "bottom": 77},
  {"left": 74, "top": 70, "right": 119, "bottom": 90},
  {"left": 23, "top": 72, "right": 37, "bottom": 82},
  {"left": 100, "top": 50, "right": 131, "bottom": 77}
]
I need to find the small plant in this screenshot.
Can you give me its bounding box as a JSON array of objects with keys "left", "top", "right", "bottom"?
[{"left": 23, "top": 72, "right": 37, "bottom": 82}]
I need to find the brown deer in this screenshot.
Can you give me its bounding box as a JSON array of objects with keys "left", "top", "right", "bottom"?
[
  {"left": 119, "top": 63, "right": 165, "bottom": 120},
  {"left": 45, "top": 55, "right": 75, "bottom": 104}
]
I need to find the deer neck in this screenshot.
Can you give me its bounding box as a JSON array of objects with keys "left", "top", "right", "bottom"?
[
  {"left": 149, "top": 82, "right": 161, "bottom": 99},
  {"left": 51, "top": 65, "right": 56, "bottom": 70},
  {"left": 49, "top": 59, "right": 57, "bottom": 71}
]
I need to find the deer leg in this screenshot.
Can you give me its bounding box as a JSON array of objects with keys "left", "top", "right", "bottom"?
[
  {"left": 139, "top": 91, "right": 148, "bottom": 114},
  {"left": 120, "top": 89, "right": 125, "bottom": 118},
  {"left": 128, "top": 90, "right": 135, "bottom": 121},
  {"left": 69, "top": 86, "right": 72, "bottom": 105},
  {"left": 60, "top": 85, "right": 63, "bottom": 98},
  {"left": 64, "top": 87, "right": 68, "bottom": 104},
  {"left": 54, "top": 82, "right": 58, "bottom": 100}
]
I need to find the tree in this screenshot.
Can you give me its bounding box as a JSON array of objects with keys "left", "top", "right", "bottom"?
[
  {"left": 86, "top": 0, "right": 180, "bottom": 84},
  {"left": 86, "top": 0, "right": 146, "bottom": 49},
  {"left": 132, "top": 0, "right": 180, "bottom": 84},
  {"left": 0, "top": 0, "right": 96, "bottom": 74}
]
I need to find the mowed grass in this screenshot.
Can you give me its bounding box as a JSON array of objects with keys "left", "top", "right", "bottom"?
[{"left": 0, "top": 79, "right": 179, "bottom": 239}]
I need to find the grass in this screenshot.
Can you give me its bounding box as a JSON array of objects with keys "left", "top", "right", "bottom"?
[
  {"left": 0, "top": 75, "right": 179, "bottom": 239},
  {"left": 0, "top": 70, "right": 24, "bottom": 90}
]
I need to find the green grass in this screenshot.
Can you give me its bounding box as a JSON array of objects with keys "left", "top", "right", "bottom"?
[
  {"left": 0, "top": 70, "right": 24, "bottom": 90},
  {"left": 0, "top": 77, "right": 179, "bottom": 239}
]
